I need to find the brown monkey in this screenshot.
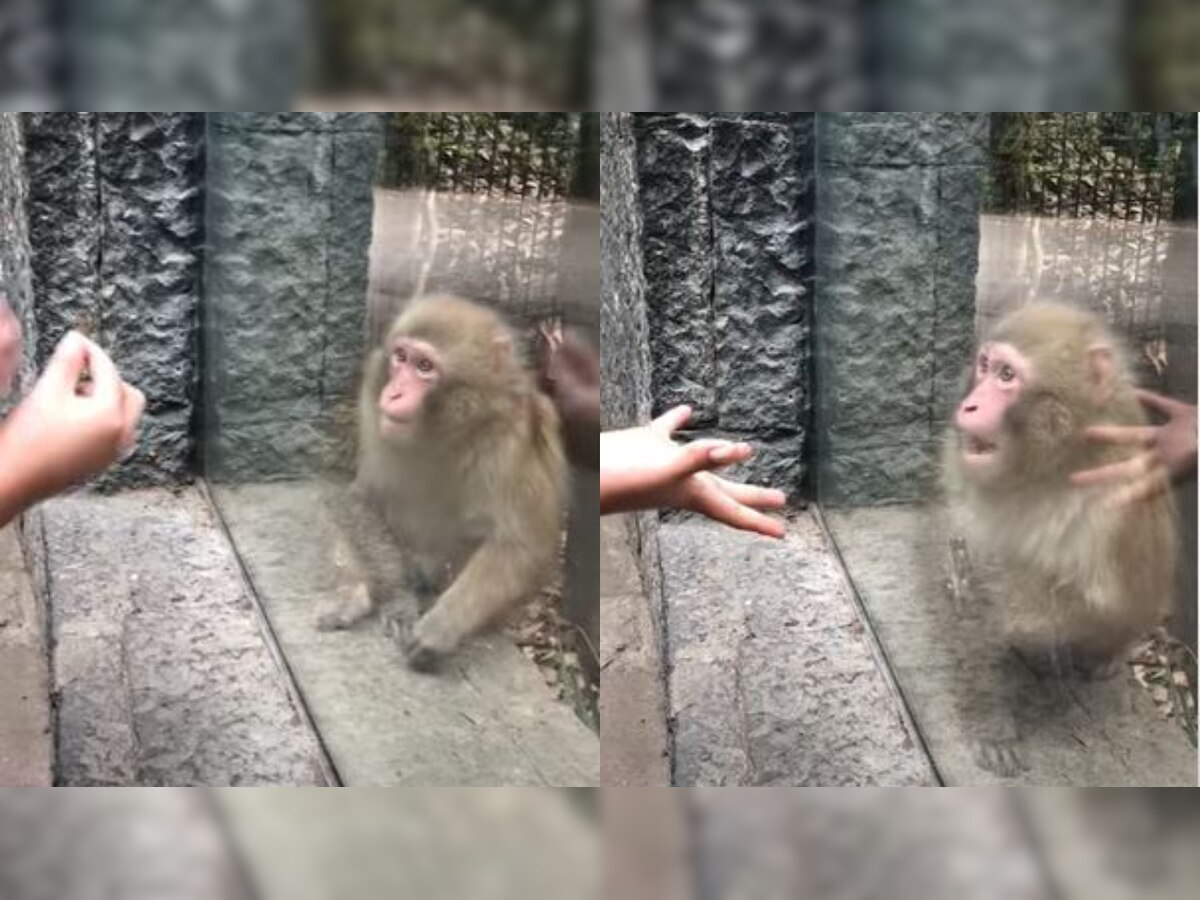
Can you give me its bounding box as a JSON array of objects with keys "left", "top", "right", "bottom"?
[
  {"left": 943, "top": 302, "right": 1177, "bottom": 671},
  {"left": 317, "top": 294, "right": 566, "bottom": 671}
]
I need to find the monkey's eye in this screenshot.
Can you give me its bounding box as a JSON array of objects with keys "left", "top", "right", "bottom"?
[
  {"left": 416, "top": 358, "right": 435, "bottom": 375},
  {"left": 997, "top": 364, "right": 1015, "bottom": 383},
  {"left": 392, "top": 347, "right": 407, "bottom": 365}
]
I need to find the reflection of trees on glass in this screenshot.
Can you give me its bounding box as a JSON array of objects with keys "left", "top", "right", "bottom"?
[
  {"left": 371, "top": 113, "right": 588, "bottom": 337},
  {"left": 315, "top": 1, "right": 588, "bottom": 108},
  {"left": 979, "top": 113, "right": 1197, "bottom": 370}
]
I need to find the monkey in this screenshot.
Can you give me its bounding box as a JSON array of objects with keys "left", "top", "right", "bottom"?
[
  {"left": 316, "top": 294, "right": 567, "bottom": 672},
  {"left": 942, "top": 302, "right": 1178, "bottom": 674}
]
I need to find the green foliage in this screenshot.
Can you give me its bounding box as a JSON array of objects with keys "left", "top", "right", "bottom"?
[
  {"left": 378, "top": 113, "right": 585, "bottom": 199},
  {"left": 315, "top": 0, "right": 586, "bottom": 106},
  {"left": 984, "top": 113, "right": 1197, "bottom": 223}
]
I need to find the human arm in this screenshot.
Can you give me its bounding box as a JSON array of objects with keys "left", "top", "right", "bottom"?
[{"left": 0, "top": 331, "right": 144, "bottom": 527}]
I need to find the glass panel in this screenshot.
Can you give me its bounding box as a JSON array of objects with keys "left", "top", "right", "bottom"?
[{"left": 201, "top": 112, "right": 599, "bottom": 785}]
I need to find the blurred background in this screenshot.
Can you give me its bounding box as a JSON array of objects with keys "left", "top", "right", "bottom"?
[
  {"left": 605, "top": 788, "right": 1200, "bottom": 900},
  {"left": 0, "top": 788, "right": 598, "bottom": 899},
  {"left": 2, "top": 0, "right": 1196, "bottom": 110}
]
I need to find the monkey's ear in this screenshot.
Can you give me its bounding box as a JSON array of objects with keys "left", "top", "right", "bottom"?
[{"left": 1086, "top": 343, "right": 1117, "bottom": 404}]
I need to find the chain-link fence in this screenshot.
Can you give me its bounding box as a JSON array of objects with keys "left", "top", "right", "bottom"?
[{"left": 978, "top": 113, "right": 1197, "bottom": 384}]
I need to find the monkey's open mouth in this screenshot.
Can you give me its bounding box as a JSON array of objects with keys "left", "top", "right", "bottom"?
[{"left": 962, "top": 435, "right": 997, "bottom": 457}]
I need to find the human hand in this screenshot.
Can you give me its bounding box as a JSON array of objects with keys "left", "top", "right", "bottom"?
[
  {"left": 0, "top": 331, "right": 144, "bottom": 514},
  {"left": 600, "top": 405, "right": 787, "bottom": 538},
  {"left": 1070, "top": 389, "right": 1197, "bottom": 505},
  {"left": 0, "top": 293, "right": 21, "bottom": 398},
  {"left": 542, "top": 328, "right": 600, "bottom": 468}
]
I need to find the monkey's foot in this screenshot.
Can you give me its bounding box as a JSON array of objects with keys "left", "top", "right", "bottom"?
[
  {"left": 974, "top": 740, "right": 1027, "bottom": 778},
  {"left": 315, "top": 587, "right": 374, "bottom": 632}
]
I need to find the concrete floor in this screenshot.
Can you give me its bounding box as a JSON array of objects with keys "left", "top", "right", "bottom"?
[
  {"left": 3, "top": 482, "right": 594, "bottom": 786},
  {"left": 212, "top": 480, "right": 598, "bottom": 787},
  {"left": 824, "top": 505, "right": 1196, "bottom": 786}
]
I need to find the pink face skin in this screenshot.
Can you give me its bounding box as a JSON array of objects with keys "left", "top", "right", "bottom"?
[
  {"left": 955, "top": 341, "right": 1030, "bottom": 474},
  {"left": 378, "top": 336, "right": 441, "bottom": 436}
]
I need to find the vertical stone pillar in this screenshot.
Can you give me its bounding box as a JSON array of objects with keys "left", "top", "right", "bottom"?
[
  {"left": 202, "top": 113, "right": 381, "bottom": 482},
  {"left": 23, "top": 113, "right": 204, "bottom": 490},
  {"left": 813, "top": 113, "right": 988, "bottom": 505},
  {"left": 636, "top": 113, "right": 814, "bottom": 496}
]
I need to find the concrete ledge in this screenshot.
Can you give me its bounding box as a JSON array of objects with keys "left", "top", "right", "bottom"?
[
  {"left": 0, "top": 523, "right": 52, "bottom": 785},
  {"left": 39, "top": 488, "right": 330, "bottom": 785},
  {"left": 600, "top": 515, "right": 670, "bottom": 786},
  {"left": 662, "top": 513, "right": 937, "bottom": 786}
]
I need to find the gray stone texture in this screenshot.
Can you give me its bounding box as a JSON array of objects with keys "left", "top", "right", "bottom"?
[
  {"left": 635, "top": 113, "right": 814, "bottom": 496},
  {"left": 663, "top": 515, "right": 937, "bottom": 786},
  {"left": 202, "top": 113, "right": 381, "bottom": 482},
  {"left": 600, "top": 113, "right": 653, "bottom": 433},
  {"left": 0, "top": 525, "right": 52, "bottom": 786},
  {"left": 65, "top": 0, "right": 305, "bottom": 110},
  {"left": 815, "top": 113, "right": 986, "bottom": 506},
  {"left": 23, "top": 112, "right": 204, "bottom": 490},
  {"left": 43, "top": 489, "right": 330, "bottom": 786},
  {"left": 600, "top": 516, "right": 670, "bottom": 786},
  {"left": 601, "top": 113, "right": 663, "bottom": 612},
  {"left": 0, "top": 115, "right": 41, "bottom": 406},
  {"left": 636, "top": 113, "right": 716, "bottom": 424}
]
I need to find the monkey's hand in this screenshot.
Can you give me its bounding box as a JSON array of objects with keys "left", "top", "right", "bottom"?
[
  {"left": 1070, "top": 390, "right": 1197, "bottom": 506},
  {"left": 600, "top": 405, "right": 788, "bottom": 539}
]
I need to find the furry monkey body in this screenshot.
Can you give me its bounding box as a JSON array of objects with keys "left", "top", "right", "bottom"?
[
  {"left": 943, "top": 303, "right": 1177, "bottom": 666},
  {"left": 320, "top": 295, "right": 566, "bottom": 671}
]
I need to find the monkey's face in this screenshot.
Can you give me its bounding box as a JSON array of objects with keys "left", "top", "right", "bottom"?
[
  {"left": 377, "top": 335, "right": 441, "bottom": 440},
  {"left": 954, "top": 341, "right": 1030, "bottom": 481}
]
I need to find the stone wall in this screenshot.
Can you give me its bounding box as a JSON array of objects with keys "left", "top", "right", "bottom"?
[
  {"left": 22, "top": 113, "right": 205, "bottom": 490},
  {"left": 814, "top": 114, "right": 986, "bottom": 505},
  {"left": 635, "top": 113, "right": 815, "bottom": 497},
  {"left": 600, "top": 113, "right": 662, "bottom": 612},
  {"left": 201, "top": 113, "right": 381, "bottom": 482}
]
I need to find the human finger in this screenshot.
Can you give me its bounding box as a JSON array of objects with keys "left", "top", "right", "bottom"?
[
  {"left": 693, "top": 486, "right": 786, "bottom": 538},
  {"left": 650, "top": 405, "right": 693, "bottom": 436},
  {"left": 710, "top": 477, "right": 788, "bottom": 509},
  {"left": 671, "top": 439, "right": 749, "bottom": 478},
  {"left": 40, "top": 330, "right": 91, "bottom": 394},
  {"left": 1070, "top": 453, "right": 1153, "bottom": 487},
  {"left": 77, "top": 336, "right": 121, "bottom": 407},
  {"left": 1106, "top": 468, "right": 1170, "bottom": 509},
  {"left": 1135, "top": 389, "right": 1188, "bottom": 418},
  {"left": 1081, "top": 424, "right": 1158, "bottom": 448},
  {"left": 118, "top": 383, "right": 145, "bottom": 454}
]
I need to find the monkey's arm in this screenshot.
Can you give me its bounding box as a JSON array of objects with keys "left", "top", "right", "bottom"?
[
  {"left": 403, "top": 529, "right": 558, "bottom": 669},
  {"left": 317, "top": 478, "right": 413, "bottom": 630}
]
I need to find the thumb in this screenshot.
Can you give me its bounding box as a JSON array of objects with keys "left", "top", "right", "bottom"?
[
  {"left": 40, "top": 330, "right": 90, "bottom": 394},
  {"left": 650, "top": 405, "right": 693, "bottom": 437}
]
